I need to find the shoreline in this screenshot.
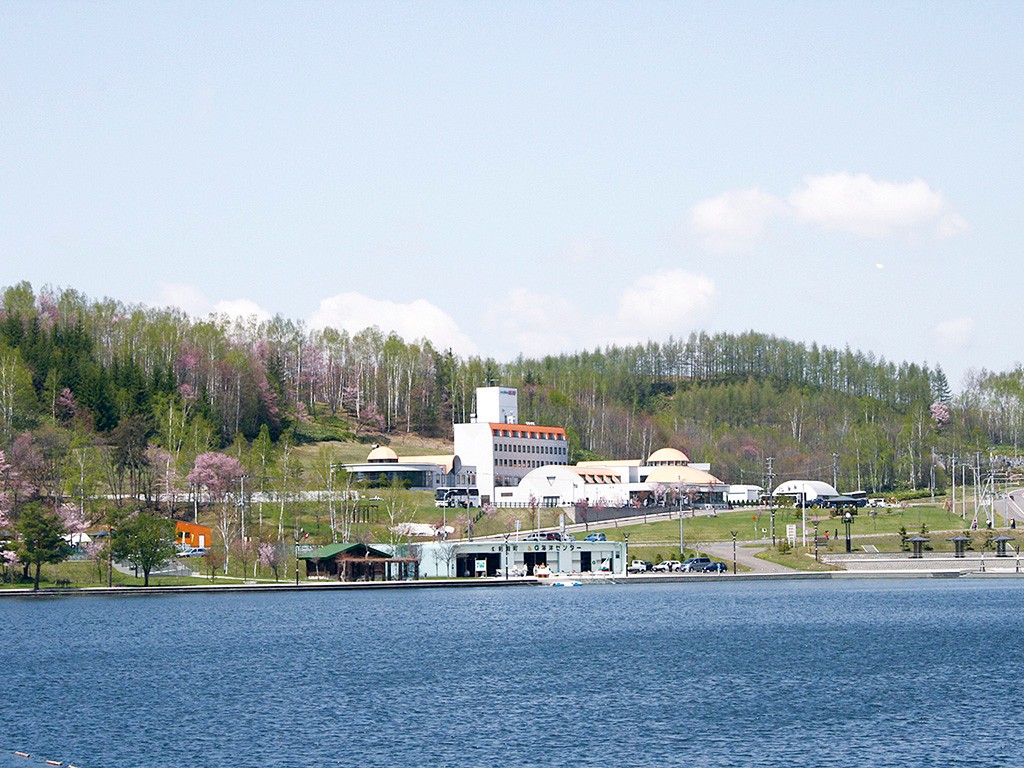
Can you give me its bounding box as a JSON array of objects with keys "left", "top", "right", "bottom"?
[{"left": 2, "top": 568, "right": 1022, "bottom": 598}]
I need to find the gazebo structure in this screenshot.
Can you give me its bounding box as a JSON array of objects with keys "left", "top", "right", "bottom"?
[
  {"left": 907, "top": 535, "right": 930, "bottom": 559},
  {"left": 946, "top": 534, "right": 973, "bottom": 558},
  {"left": 300, "top": 543, "right": 420, "bottom": 582},
  {"left": 987, "top": 535, "right": 1015, "bottom": 557}
]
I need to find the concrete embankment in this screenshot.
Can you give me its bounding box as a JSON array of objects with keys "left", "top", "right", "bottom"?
[
  {"left": 0, "top": 577, "right": 538, "bottom": 598},
  {"left": 4, "top": 568, "right": 1022, "bottom": 599}
]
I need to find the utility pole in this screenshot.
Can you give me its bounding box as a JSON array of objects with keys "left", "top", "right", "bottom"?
[
  {"left": 765, "top": 457, "right": 776, "bottom": 546},
  {"left": 951, "top": 454, "right": 958, "bottom": 517},
  {"left": 833, "top": 452, "right": 840, "bottom": 491},
  {"left": 678, "top": 492, "right": 685, "bottom": 558}
]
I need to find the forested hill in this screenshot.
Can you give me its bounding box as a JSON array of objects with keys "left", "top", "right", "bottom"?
[{"left": 1, "top": 281, "right": 1021, "bottom": 493}]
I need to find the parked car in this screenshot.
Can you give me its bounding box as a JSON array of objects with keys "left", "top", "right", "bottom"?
[
  {"left": 652, "top": 560, "right": 680, "bottom": 572},
  {"left": 176, "top": 547, "right": 208, "bottom": 558},
  {"left": 584, "top": 532, "right": 607, "bottom": 542},
  {"left": 680, "top": 556, "right": 712, "bottom": 572},
  {"left": 701, "top": 561, "right": 728, "bottom": 573},
  {"left": 627, "top": 560, "right": 648, "bottom": 573},
  {"left": 524, "top": 532, "right": 562, "bottom": 541},
  {"left": 560, "top": 532, "right": 576, "bottom": 541}
]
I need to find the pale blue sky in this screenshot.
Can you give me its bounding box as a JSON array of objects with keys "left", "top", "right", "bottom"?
[{"left": 2, "top": 1, "right": 1021, "bottom": 389}]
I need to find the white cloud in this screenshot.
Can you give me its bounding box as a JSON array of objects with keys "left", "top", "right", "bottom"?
[
  {"left": 934, "top": 316, "right": 974, "bottom": 352},
  {"left": 788, "top": 172, "right": 965, "bottom": 238},
  {"left": 689, "top": 188, "right": 784, "bottom": 253},
  {"left": 483, "top": 272, "right": 718, "bottom": 358},
  {"left": 155, "top": 282, "right": 211, "bottom": 316},
  {"left": 937, "top": 213, "right": 970, "bottom": 239},
  {"left": 212, "top": 298, "right": 272, "bottom": 324},
  {"left": 688, "top": 172, "right": 969, "bottom": 251},
  {"left": 309, "top": 292, "right": 477, "bottom": 356},
  {"left": 482, "top": 289, "right": 580, "bottom": 358},
  {"left": 615, "top": 270, "right": 716, "bottom": 339},
  {"left": 152, "top": 284, "right": 272, "bottom": 327}
]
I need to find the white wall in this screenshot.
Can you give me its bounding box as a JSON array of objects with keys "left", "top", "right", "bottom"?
[
  {"left": 418, "top": 540, "right": 627, "bottom": 577},
  {"left": 454, "top": 422, "right": 496, "bottom": 500},
  {"left": 475, "top": 386, "right": 518, "bottom": 424}
]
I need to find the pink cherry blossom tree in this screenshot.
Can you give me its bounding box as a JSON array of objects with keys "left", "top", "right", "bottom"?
[
  {"left": 57, "top": 502, "right": 87, "bottom": 536},
  {"left": 930, "top": 401, "right": 951, "bottom": 428},
  {"left": 257, "top": 540, "right": 282, "bottom": 581},
  {"left": 188, "top": 452, "right": 244, "bottom": 573}
]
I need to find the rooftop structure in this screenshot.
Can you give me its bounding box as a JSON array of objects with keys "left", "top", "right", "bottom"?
[{"left": 343, "top": 445, "right": 470, "bottom": 490}]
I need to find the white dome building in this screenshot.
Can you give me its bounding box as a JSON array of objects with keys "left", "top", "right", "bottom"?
[{"left": 773, "top": 480, "right": 839, "bottom": 503}]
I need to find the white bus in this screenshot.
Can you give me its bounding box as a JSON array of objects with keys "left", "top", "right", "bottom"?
[{"left": 434, "top": 487, "right": 481, "bottom": 508}]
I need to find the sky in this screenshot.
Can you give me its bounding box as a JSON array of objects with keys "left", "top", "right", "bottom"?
[{"left": 2, "top": 1, "right": 1022, "bottom": 390}]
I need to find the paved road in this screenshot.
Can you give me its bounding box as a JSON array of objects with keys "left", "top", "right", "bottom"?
[
  {"left": 1002, "top": 488, "right": 1024, "bottom": 525},
  {"left": 700, "top": 540, "right": 796, "bottom": 573},
  {"left": 488, "top": 508, "right": 799, "bottom": 573}
]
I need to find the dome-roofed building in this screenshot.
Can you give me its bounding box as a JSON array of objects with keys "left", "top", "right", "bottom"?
[
  {"left": 507, "top": 445, "right": 728, "bottom": 518},
  {"left": 645, "top": 465, "right": 723, "bottom": 486},
  {"left": 773, "top": 480, "right": 840, "bottom": 504},
  {"left": 342, "top": 445, "right": 471, "bottom": 490},
  {"left": 646, "top": 447, "right": 690, "bottom": 465},
  {"left": 366, "top": 445, "right": 399, "bottom": 463}
]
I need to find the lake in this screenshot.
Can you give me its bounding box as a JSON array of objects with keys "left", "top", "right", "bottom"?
[{"left": 2, "top": 578, "right": 1022, "bottom": 767}]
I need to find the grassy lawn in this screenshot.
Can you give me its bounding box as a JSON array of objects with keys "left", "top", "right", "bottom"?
[
  {"left": 756, "top": 547, "right": 841, "bottom": 571},
  {"left": 10, "top": 485, "right": 1009, "bottom": 587},
  {"left": 0, "top": 560, "right": 215, "bottom": 590}
]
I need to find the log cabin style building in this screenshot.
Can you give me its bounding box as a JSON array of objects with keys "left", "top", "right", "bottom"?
[{"left": 299, "top": 542, "right": 420, "bottom": 582}]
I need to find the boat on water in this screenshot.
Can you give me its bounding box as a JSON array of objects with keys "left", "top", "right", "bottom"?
[{"left": 533, "top": 564, "right": 582, "bottom": 586}]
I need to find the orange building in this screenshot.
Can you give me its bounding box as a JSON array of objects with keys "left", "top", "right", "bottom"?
[{"left": 176, "top": 521, "right": 211, "bottom": 549}]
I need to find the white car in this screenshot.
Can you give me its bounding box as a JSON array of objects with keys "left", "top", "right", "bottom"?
[{"left": 652, "top": 560, "right": 680, "bottom": 572}]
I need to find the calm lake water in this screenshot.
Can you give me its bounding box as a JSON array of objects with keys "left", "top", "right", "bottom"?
[{"left": 3, "top": 579, "right": 1023, "bottom": 768}]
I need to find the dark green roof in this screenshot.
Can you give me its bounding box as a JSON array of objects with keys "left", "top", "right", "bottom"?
[{"left": 299, "top": 542, "right": 393, "bottom": 560}]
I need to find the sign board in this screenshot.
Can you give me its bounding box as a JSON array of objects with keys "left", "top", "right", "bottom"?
[
  {"left": 786, "top": 524, "right": 797, "bottom": 545},
  {"left": 474, "top": 558, "right": 487, "bottom": 574}
]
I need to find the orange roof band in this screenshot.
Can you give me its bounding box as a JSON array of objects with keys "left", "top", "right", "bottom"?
[{"left": 488, "top": 423, "right": 567, "bottom": 439}]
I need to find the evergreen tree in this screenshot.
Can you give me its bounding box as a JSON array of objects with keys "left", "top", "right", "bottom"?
[{"left": 15, "top": 503, "right": 71, "bottom": 590}]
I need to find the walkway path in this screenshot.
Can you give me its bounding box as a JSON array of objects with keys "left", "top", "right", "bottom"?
[{"left": 700, "top": 540, "right": 796, "bottom": 573}]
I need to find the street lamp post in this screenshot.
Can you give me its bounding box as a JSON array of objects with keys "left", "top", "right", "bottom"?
[
  {"left": 801, "top": 493, "right": 807, "bottom": 548},
  {"left": 678, "top": 495, "right": 685, "bottom": 558},
  {"left": 624, "top": 532, "right": 629, "bottom": 577},
  {"left": 844, "top": 512, "right": 853, "bottom": 554},
  {"left": 814, "top": 521, "right": 820, "bottom": 562},
  {"left": 293, "top": 528, "right": 302, "bottom": 586},
  {"left": 731, "top": 531, "right": 737, "bottom": 574},
  {"left": 504, "top": 532, "right": 510, "bottom": 580}
]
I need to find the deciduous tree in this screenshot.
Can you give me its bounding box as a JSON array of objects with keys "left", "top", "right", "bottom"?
[{"left": 110, "top": 511, "right": 176, "bottom": 587}]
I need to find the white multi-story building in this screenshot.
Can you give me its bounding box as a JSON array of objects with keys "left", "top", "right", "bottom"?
[{"left": 454, "top": 386, "right": 569, "bottom": 503}]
